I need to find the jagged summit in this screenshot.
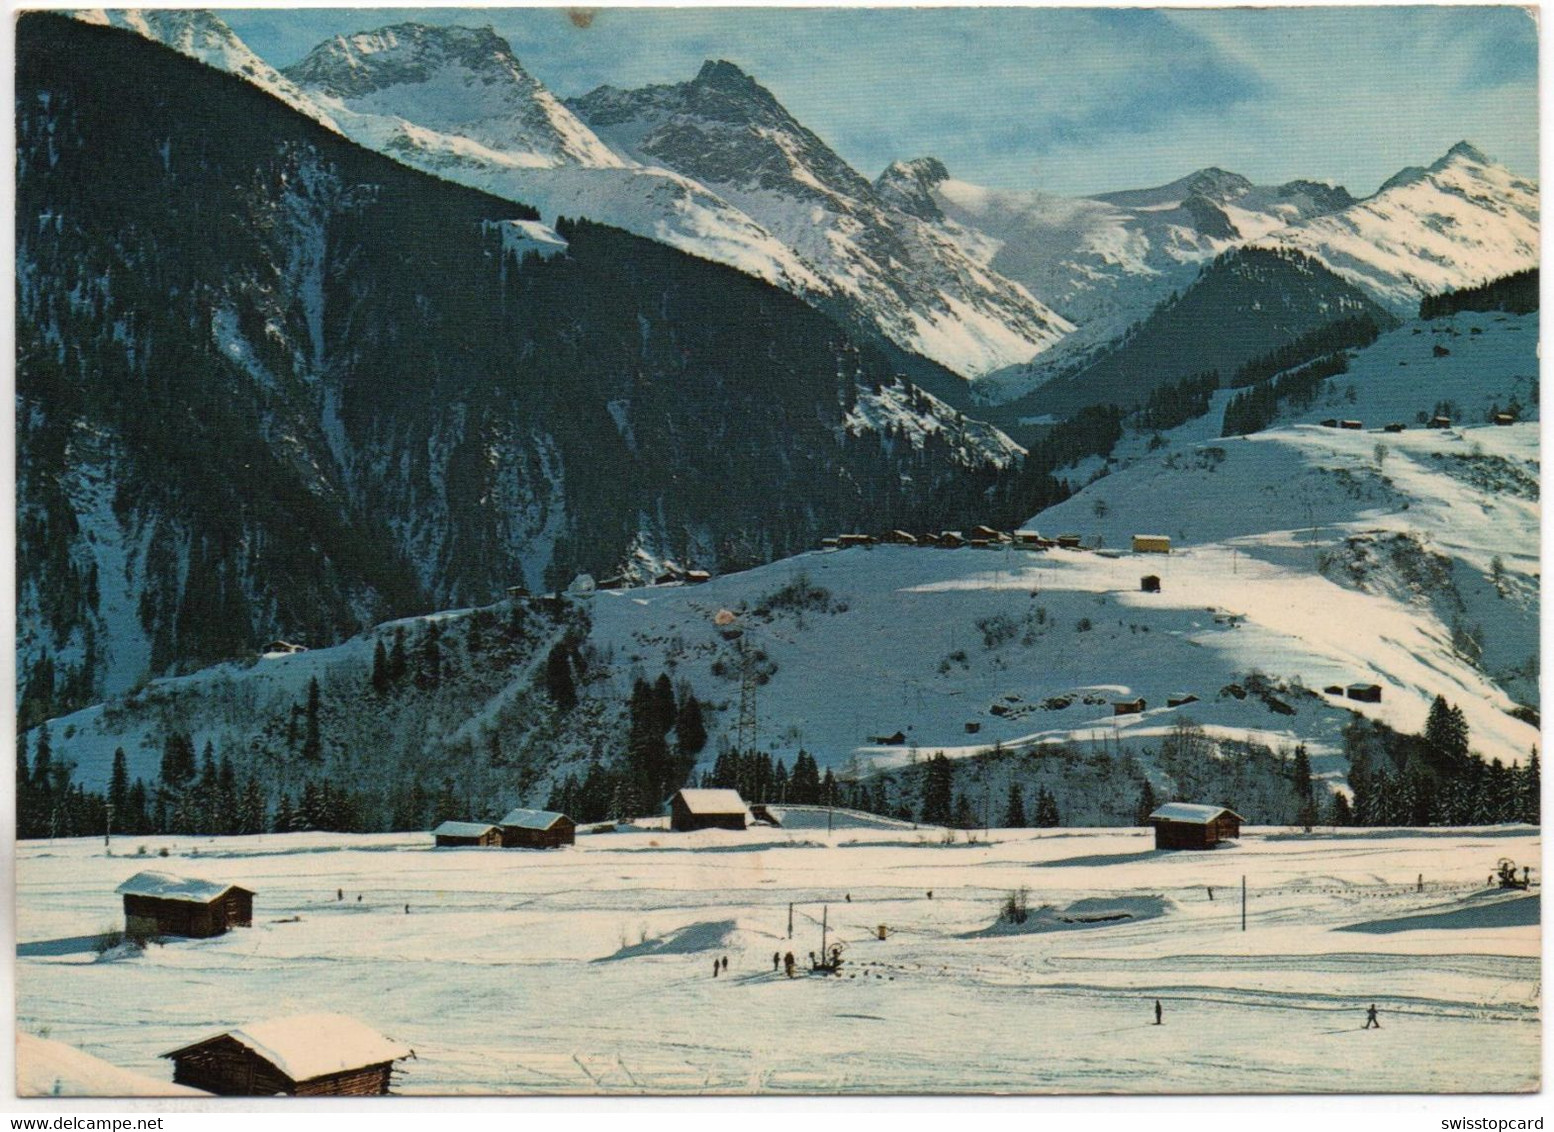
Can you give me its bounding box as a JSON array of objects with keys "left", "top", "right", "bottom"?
[
  {"left": 283, "top": 22, "right": 625, "bottom": 169},
  {"left": 1094, "top": 166, "right": 1256, "bottom": 208},
  {"left": 1440, "top": 139, "right": 1490, "bottom": 166},
  {"left": 283, "top": 23, "right": 525, "bottom": 99},
  {"left": 875, "top": 157, "right": 952, "bottom": 221}
]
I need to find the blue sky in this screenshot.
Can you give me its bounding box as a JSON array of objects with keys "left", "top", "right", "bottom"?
[{"left": 224, "top": 5, "right": 1538, "bottom": 198}]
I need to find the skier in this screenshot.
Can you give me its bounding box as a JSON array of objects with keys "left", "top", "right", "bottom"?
[
  {"left": 845, "top": 893, "right": 851, "bottom": 902},
  {"left": 927, "top": 890, "right": 933, "bottom": 900},
  {"left": 773, "top": 951, "right": 781, "bottom": 972},
  {"left": 336, "top": 888, "right": 343, "bottom": 902},
  {"left": 1207, "top": 886, "right": 1214, "bottom": 901},
  {"left": 713, "top": 960, "right": 719, "bottom": 978},
  {"left": 784, "top": 951, "right": 796, "bottom": 978},
  {"left": 1365, "top": 1004, "right": 1380, "bottom": 1029},
  {"left": 404, "top": 904, "right": 409, "bottom": 914},
  {"left": 357, "top": 894, "right": 362, "bottom": 903},
  {"left": 721, "top": 955, "right": 729, "bottom": 972},
  {"left": 1154, "top": 999, "right": 1163, "bottom": 1025}
]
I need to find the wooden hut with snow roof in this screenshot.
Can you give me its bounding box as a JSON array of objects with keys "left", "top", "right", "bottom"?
[
  {"left": 431, "top": 820, "right": 502, "bottom": 848},
  {"left": 498, "top": 808, "right": 575, "bottom": 849},
  {"left": 1147, "top": 803, "right": 1245, "bottom": 850},
  {"left": 162, "top": 1013, "right": 411, "bottom": 1096},
  {"left": 116, "top": 871, "right": 253, "bottom": 939},
  {"left": 667, "top": 788, "right": 751, "bottom": 832}
]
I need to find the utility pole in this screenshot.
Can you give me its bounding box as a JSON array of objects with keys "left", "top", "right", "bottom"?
[
  {"left": 104, "top": 801, "right": 114, "bottom": 852},
  {"left": 1241, "top": 875, "right": 1247, "bottom": 932},
  {"left": 788, "top": 902, "right": 793, "bottom": 939}
]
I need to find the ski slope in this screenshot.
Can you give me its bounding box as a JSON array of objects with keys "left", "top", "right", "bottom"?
[{"left": 15, "top": 826, "right": 1540, "bottom": 1094}]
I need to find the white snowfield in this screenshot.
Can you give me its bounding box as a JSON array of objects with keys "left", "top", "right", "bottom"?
[
  {"left": 16, "top": 1032, "right": 207, "bottom": 1097},
  {"left": 15, "top": 827, "right": 1539, "bottom": 1094}
]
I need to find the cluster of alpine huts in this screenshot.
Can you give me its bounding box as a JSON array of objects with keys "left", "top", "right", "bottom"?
[
  {"left": 108, "top": 871, "right": 411, "bottom": 1095},
  {"left": 108, "top": 789, "right": 761, "bottom": 1094}
]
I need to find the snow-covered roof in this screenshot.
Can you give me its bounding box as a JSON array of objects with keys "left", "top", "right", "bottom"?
[
  {"left": 669, "top": 788, "right": 750, "bottom": 815},
  {"left": 432, "top": 820, "right": 498, "bottom": 838},
  {"left": 498, "top": 808, "right": 568, "bottom": 831},
  {"left": 163, "top": 1014, "right": 411, "bottom": 1082},
  {"left": 1148, "top": 803, "right": 1245, "bottom": 825},
  {"left": 115, "top": 871, "right": 249, "bottom": 904}
]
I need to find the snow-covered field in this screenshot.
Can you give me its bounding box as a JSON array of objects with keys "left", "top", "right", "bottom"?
[{"left": 16, "top": 825, "right": 1540, "bottom": 1095}]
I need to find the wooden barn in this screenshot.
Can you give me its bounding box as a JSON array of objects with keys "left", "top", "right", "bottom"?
[
  {"left": 837, "top": 533, "right": 875, "bottom": 548},
  {"left": 667, "top": 788, "right": 751, "bottom": 832},
  {"left": 1339, "top": 419, "right": 1363, "bottom": 430},
  {"left": 1148, "top": 803, "right": 1245, "bottom": 850},
  {"left": 1493, "top": 412, "right": 1518, "bottom": 426},
  {"left": 1346, "top": 683, "right": 1383, "bottom": 703},
  {"left": 163, "top": 1013, "right": 411, "bottom": 1096},
  {"left": 116, "top": 872, "right": 253, "bottom": 940},
  {"left": 1141, "top": 574, "right": 1161, "bottom": 593},
  {"left": 431, "top": 820, "right": 502, "bottom": 848},
  {"left": 938, "top": 531, "right": 966, "bottom": 548},
  {"left": 1132, "top": 534, "right": 1171, "bottom": 554},
  {"left": 498, "top": 808, "right": 576, "bottom": 849},
  {"left": 1113, "top": 698, "right": 1147, "bottom": 716},
  {"left": 1056, "top": 534, "right": 1082, "bottom": 549},
  {"left": 1428, "top": 415, "right": 1453, "bottom": 429},
  {"left": 884, "top": 530, "right": 918, "bottom": 546}
]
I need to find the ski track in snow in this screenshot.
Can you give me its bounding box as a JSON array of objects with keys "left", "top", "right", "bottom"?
[{"left": 15, "top": 826, "right": 1539, "bottom": 1094}]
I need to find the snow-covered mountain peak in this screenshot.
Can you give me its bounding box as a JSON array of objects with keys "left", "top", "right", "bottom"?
[
  {"left": 285, "top": 23, "right": 520, "bottom": 99},
  {"left": 1094, "top": 166, "right": 1255, "bottom": 209},
  {"left": 283, "top": 22, "right": 625, "bottom": 169},
  {"left": 1266, "top": 141, "right": 1538, "bottom": 312},
  {"left": 1438, "top": 139, "right": 1491, "bottom": 168},
  {"left": 875, "top": 157, "right": 952, "bottom": 220}
]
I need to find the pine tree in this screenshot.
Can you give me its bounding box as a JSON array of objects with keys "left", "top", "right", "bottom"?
[
  {"left": 921, "top": 754, "right": 954, "bottom": 825},
  {"left": 1035, "top": 787, "right": 1061, "bottom": 828},
  {"left": 108, "top": 747, "right": 130, "bottom": 822},
  {"left": 1520, "top": 748, "right": 1540, "bottom": 825},
  {"left": 544, "top": 644, "right": 577, "bottom": 710},
  {"left": 388, "top": 627, "right": 408, "bottom": 683},
  {"left": 1329, "top": 791, "right": 1353, "bottom": 826},
  {"left": 1134, "top": 779, "right": 1159, "bottom": 827},
  {"left": 1003, "top": 781, "right": 1027, "bottom": 828},
  {"left": 301, "top": 677, "right": 322, "bottom": 762},
  {"left": 370, "top": 640, "right": 390, "bottom": 695},
  {"left": 674, "top": 695, "right": 707, "bottom": 758}
]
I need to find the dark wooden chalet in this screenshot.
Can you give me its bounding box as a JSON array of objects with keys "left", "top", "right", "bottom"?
[
  {"left": 884, "top": 530, "right": 918, "bottom": 546},
  {"left": 116, "top": 871, "right": 253, "bottom": 940},
  {"left": 668, "top": 788, "right": 750, "bottom": 832},
  {"left": 163, "top": 1013, "right": 411, "bottom": 1096},
  {"left": 1428, "top": 415, "right": 1453, "bottom": 429},
  {"left": 1383, "top": 422, "right": 1407, "bottom": 433},
  {"left": 431, "top": 820, "right": 502, "bottom": 848},
  {"left": 1339, "top": 419, "right": 1364, "bottom": 430},
  {"left": 1166, "top": 693, "right": 1199, "bottom": 707},
  {"left": 837, "top": 533, "right": 875, "bottom": 548},
  {"left": 1493, "top": 412, "right": 1518, "bottom": 426},
  {"left": 1148, "top": 803, "right": 1245, "bottom": 850},
  {"left": 938, "top": 531, "right": 966, "bottom": 548},
  {"left": 1141, "top": 574, "right": 1162, "bottom": 593},
  {"left": 498, "top": 808, "right": 576, "bottom": 849},
  {"left": 1056, "top": 534, "right": 1082, "bottom": 549},
  {"left": 1346, "top": 683, "right": 1383, "bottom": 703},
  {"left": 1113, "top": 698, "right": 1146, "bottom": 716}
]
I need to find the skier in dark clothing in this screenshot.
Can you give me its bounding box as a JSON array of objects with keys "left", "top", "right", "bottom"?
[
  {"left": 721, "top": 955, "right": 729, "bottom": 972},
  {"left": 773, "top": 951, "right": 781, "bottom": 972},
  {"left": 1154, "top": 1000, "right": 1163, "bottom": 1025},
  {"left": 1365, "top": 1004, "right": 1380, "bottom": 1029},
  {"left": 784, "top": 951, "right": 796, "bottom": 978},
  {"left": 712, "top": 960, "right": 719, "bottom": 978}
]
